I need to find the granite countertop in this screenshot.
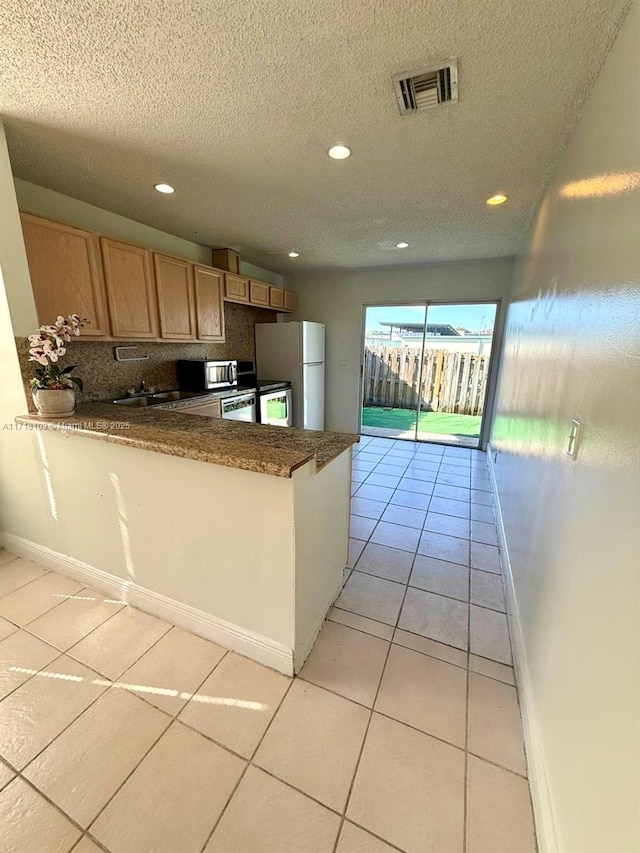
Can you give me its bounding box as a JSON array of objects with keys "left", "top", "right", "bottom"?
[{"left": 15, "top": 403, "right": 358, "bottom": 477}]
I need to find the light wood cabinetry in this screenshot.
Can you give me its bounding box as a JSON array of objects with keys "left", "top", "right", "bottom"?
[
  {"left": 20, "top": 213, "right": 109, "bottom": 336},
  {"left": 269, "top": 286, "right": 285, "bottom": 310},
  {"left": 180, "top": 399, "right": 222, "bottom": 418},
  {"left": 154, "top": 254, "right": 196, "bottom": 340},
  {"left": 194, "top": 265, "right": 225, "bottom": 342},
  {"left": 212, "top": 248, "right": 240, "bottom": 274},
  {"left": 20, "top": 212, "right": 291, "bottom": 339},
  {"left": 100, "top": 238, "right": 158, "bottom": 339},
  {"left": 249, "top": 280, "right": 270, "bottom": 307},
  {"left": 224, "top": 273, "right": 250, "bottom": 304}
]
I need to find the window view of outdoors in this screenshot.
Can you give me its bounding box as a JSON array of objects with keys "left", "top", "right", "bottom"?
[{"left": 362, "top": 303, "right": 497, "bottom": 447}]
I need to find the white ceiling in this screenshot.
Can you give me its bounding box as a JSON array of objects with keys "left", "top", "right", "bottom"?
[{"left": 0, "top": 0, "right": 630, "bottom": 273}]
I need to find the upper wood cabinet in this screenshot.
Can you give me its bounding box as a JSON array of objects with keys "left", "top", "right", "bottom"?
[
  {"left": 284, "top": 290, "right": 296, "bottom": 312},
  {"left": 100, "top": 238, "right": 158, "bottom": 339},
  {"left": 194, "top": 265, "right": 225, "bottom": 342},
  {"left": 224, "top": 273, "right": 249, "bottom": 304},
  {"left": 249, "top": 280, "right": 270, "bottom": 307},
  {"left": 20, "top": 213, "right": 109, "bottom": 336},
  {"left": 269, "top": 286, "right": 285, "bottom": 310},
  {"left": 154, "top": 254, "right": 196, "bottom": 340},
  {"left": 212, "top": 248, "right": 240, "bottom": 274}
]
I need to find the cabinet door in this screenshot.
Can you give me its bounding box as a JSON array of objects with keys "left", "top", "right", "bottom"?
[
  {"left": 101, "top": 238, "right": 158, "bottom": 338},
  {"left": 269, "top": 286, "right": 284, "bottom": 310},
  {"left": 194, "top": 265, "right": 225, "bottom": 341},
  {"left": 180, "top": 400, "right": 222, "bottom": 418},
  {"left": 284, "top": 290, "right": 296, "bottom": 312},
  {"left": 154, "top": 254, "right": 196, "bottom": 339},
  {"left": 20, "top": 213, "right": 109, "bottom": 336},
  {"left": 224, "top": 273, "right": 249, "bottom": 303},
  {"left": 249, "top": 280, "right": 270, "bottom": 307}
]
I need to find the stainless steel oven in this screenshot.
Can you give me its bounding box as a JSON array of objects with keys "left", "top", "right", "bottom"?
[
  {"left": 177, "top": 359, "right": 237, "bottom": 391},
  {"left": 259, "top": 386, "right": 292, "bottom": 427}
]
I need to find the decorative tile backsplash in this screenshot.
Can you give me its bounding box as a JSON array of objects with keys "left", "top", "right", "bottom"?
[{"left": 17, "top": 303, "right": 276, "bottom": 409}]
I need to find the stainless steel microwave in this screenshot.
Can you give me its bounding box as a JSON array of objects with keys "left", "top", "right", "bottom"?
[{"left": 177, "top": 359, "right": 237, "bottom": 391}]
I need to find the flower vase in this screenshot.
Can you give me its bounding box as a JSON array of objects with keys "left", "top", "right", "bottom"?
[{"left": 32, "top": 388, "right": 76, "bottom": 418}]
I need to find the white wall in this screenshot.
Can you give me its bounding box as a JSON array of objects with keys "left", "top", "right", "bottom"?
[
  {"left": 0, "top": 125, "right": 50, "bottom": 538},
  {"left": 285, "top": 258, "right": 513, "bottom": 434},
  {"left": 491, "top": 4, "right": 640, "bottom": 852}
]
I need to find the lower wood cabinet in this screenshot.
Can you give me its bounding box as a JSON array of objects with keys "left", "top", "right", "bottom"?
[
  {"left": 179, "top": 399, "right": 222, "bottom": 418},
  {"left": 21, "top": 213, "right": 109, "bottom": 336},
  {"left": 269, "top": 286, "right": 285, "bottom": 310},
  {"left": 101, "top": 238, "right": 158, "bottom": 338},
  {"left": 194, "top": 265, "right": 225, "bottom": 342},
  {"left": 154, "top": 254, "right": 197, "bottom": 340}
]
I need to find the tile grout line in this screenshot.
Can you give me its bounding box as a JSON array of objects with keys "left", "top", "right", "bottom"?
[
  {"left": 81, "top": 641, "right": 233, "bottom": 842},
  {"left": 332, "top": 539, "right": 419, "bottom": 853},
  {"left": 18, "top": 620, "right": 176, "bottom": 772},
  {"left": 2, "top": 622, "right": 196, "bottom": 851},
  {"left": 197, "top": 676, "right": 297, "bottom": 853},
  {"left": 463, "top": 526, "right": 472, "bottom": 853}
]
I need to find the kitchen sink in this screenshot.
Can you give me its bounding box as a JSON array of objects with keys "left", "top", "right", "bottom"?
[
  {"left": 112, "top": 395, "right": 157, "bottom": 407},
  {"left": 149, "top": 390, "right": 203, "bottom": 402},
  {"left": 112, "top": 390, "right": 205, "bottom": 407}
]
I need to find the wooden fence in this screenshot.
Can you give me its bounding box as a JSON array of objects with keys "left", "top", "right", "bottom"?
[{"left": 363, "top": 346, "right": 489, "bottom": 416}]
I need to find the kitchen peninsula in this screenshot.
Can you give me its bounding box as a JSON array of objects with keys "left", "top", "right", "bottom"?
[{"left": 12, "top": 404, "right": 356, "bottom": 675}]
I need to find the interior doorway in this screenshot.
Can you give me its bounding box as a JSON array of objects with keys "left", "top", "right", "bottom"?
[{"left": 360, "top": 302, "right": 498, "bottom": 448}]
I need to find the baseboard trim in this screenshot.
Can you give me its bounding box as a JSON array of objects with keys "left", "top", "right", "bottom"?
[
  {"left": 0, "top": 532, "right": 294, "bottom": 676},
  {"left": 486, "top": 444, "right": 559, "bottom": 853}
]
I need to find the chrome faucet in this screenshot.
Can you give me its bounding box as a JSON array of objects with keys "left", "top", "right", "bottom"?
[{"left": 139, "top": 380, "right": 147, "bottom": 392}]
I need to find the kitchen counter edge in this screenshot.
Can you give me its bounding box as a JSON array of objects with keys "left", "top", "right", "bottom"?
[{"left": 14, "top": 403, "right": 358, "bottom": 478}]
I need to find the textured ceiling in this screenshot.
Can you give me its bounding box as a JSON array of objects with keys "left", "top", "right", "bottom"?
[{"left": 0, "top": 0, "right": 631, "bottom": 273}]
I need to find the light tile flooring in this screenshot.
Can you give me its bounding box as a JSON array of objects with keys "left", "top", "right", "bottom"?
[{"left": 0, "top": 436, "right": 536, "bottom": 853}]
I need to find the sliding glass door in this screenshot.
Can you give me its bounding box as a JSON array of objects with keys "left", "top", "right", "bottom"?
[{"left": 360, "top": 302, "right": 497, "bottom": 448}]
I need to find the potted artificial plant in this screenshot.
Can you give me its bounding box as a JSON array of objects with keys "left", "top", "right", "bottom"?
[{"left": 28, "top": 314, "right": 88, "bottom": 417}]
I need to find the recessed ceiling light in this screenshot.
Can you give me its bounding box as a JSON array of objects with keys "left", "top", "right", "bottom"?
[
  {"left": 288, "top": 251, "right": 300, "bottom": 258},
  {"left": 486, "top": 193, "right": 507, "bottom": 205},
  {"left": 328, "top": 145, "right": 351, "bottom": 160},
  {"left": 154, "top": 183, "right": 175, "bottom": 194},
  {"left": 396, "top": 241, "right": 409, "bottom": 249}
]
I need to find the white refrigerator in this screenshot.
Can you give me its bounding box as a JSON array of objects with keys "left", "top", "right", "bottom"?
[{"left": 255, "top": 321, "right": 325, "bottom": 430}]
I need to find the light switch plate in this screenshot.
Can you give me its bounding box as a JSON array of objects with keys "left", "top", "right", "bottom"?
[{"left": 567, "top": 419, "right": 582, "bottom": 459}]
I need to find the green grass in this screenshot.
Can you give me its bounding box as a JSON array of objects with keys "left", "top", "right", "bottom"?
[{"left": 362, "top": 406, "right": 481, "bottom": 438}]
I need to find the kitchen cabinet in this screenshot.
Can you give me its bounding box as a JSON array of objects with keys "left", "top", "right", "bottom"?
[
  {"left": 101, "top": 238, "right": 158, "bottom": 338},
  {"left": 224, "top": 273, "right": 250, "bottom": 304},
  {"left": 284, "top": 290, "right": 296, "bottom": 312},
  {"left": 194, "top": 265, "right": 225, "bottom": 342},
  {"left": 179, "top": 399, "right": 222, "bottom": 418},
  {"left": 212, "top": 248, "right": 240, "bottom": 274},
  {"left": 154, "top": 254, "right": 197, "bottom": 340},
  {"left": 20, "top": 212, "right": 109, "bottom": 336},
  {"left": 249, "top": 280, "right": 270, "bottom": 307},
  {"left": 269, "top": 286, "right": 285, "bottom": 310}
]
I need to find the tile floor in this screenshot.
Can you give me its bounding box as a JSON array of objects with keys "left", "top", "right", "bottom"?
[{"left": 0, "top": 436, "right": 536, "bottom": 853}]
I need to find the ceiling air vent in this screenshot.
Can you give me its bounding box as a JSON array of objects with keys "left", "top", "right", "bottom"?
[{"left": 392, "top": 60, "right": 458, "bottom": 115}]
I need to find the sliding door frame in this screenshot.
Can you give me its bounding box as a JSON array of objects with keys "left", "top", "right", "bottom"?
[{"left": 358, "top": 298, "right": 506, "bottom": 450}]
